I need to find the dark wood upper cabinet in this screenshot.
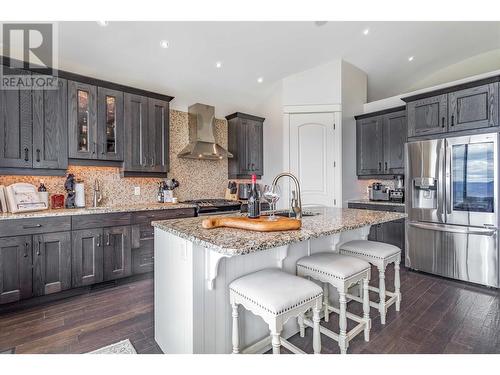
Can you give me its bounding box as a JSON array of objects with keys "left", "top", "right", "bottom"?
[
  {"left": 124, "top": 94, "right": 169, "bottom": 175},
  {"left": 97, "top": 87, "right": 124, "bottom": 161},
  {"left": 71, "top": 228, "right": 103, "bottom": 287},
  {"left": 448, "top": 83, "right": 498, "bottom": 132},
  {"left": 124, "top": 93, "right": 149, "bottom": 172},
  {"left": 32, "top": 77, "right": 68, "bottom": 170},
  {"left": 356, "top": 107, "right": 407, "bottom": 177},
  {"left": 103, "top": 226, "right": 131, "bottom": 281},
  {"left": 0, "top": 68, "right": 33, "bottom": 169},
  {"left": 383, "top": 110, "right": 406, "bottom": 175},
  {"left": 147, "top": 98, "right": 169, "bottom": 173},
  {"left": 32, "top": 231, "right": 71, "bottom": 297},
  {"left": 407, "top": 94, "right": 447, "bottom": 138},
  {"left": 0, "top": 235, "right": 33, "bottom": 304},
  {"left": 68, "top": 81, "right": 98, "bottom": 159},
  {"left": 226, "top": 112, "right": 265, "bottom": 179},
  {"left": 357, "top": 116, "right": 384, "bottom": 175}
]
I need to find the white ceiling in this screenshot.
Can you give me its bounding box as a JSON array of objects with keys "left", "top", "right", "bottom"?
[{"left": 57, "top": 21, "right": 500, "bottom": 115}]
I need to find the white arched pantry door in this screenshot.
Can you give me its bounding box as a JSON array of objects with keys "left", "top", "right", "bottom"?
[{"left": 289, "top": 112, "right": 339, "bottom": 207}]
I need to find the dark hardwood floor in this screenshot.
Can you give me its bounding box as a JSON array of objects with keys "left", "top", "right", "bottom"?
[{"left": 0, "top": 266, "right": 499, "bottom": 354}]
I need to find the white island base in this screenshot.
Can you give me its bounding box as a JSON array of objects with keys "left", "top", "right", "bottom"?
[{"left": 154, "top": 226, "right": 371, "bottom": 354}]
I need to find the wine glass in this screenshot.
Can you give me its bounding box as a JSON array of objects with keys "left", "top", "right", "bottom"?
[{"left": 263, "top": 185, "right": 281, "bottom": 221}]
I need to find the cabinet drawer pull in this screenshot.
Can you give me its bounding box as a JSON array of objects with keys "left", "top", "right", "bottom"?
[
  {"left": 23, "top": 224, "right": 42, "bottom": 229},
  {"left": 93, "top": 142, "right": 97, "bottom": 155},
  {"left": 36, "top": 245, "right": 41, "bottom": 256},
  {"left": 102, "top": 143, "right": 106, "bottom": 155},
  {"left": 441, "top": 117, "right": 445, "bottom": 128},
  {"left": 24, "top": 147, "right": 29, "bottom": 162},
  {"left": 106, "top": 233, "right": 111, "bottom": 246},
  {"left": 96, "top": 234, "right": 101, "bottom": 247},
  {"left": 24, "top": 242, "right": 29, "bottom": 258},
  {"left": 378, "top": 162, "right": 382, "bottom": 171},
  {"left": 384, "top": 162, "right": 388, "bottom": 171},
  {"left": 36, "top": 149, "right": 41, "bottom": 162},
  {"left": 451, "top": 115, "right": 454, "bottom": 126}
]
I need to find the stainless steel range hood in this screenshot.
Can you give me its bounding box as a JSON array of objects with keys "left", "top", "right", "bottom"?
[{"left": 178, "top": 103, "right": 233, "bottom": 160}]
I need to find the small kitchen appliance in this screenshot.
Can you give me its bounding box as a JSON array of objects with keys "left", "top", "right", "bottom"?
[
  {"left": 368, "top": 182, "right": 390, "bottom": 201},
  {"left": 5, "top": 183, "right": 48, "bottom": 213}
]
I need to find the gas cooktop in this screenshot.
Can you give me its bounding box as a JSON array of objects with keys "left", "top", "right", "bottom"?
[{"left": 182, "top": 199, "right": 242, "bottom": 215}]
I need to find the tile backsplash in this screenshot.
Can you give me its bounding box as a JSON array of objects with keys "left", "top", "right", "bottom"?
[{"left": 0, "top": 109, "right": 229, "bottom": 207}]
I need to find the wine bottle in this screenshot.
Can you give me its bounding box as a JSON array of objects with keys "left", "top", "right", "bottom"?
[{"left": 248, "top": 174, "right": 260, "bottom": 219}]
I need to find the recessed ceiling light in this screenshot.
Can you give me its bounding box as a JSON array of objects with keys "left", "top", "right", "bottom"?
[
  {"left": 363, "top": 28, "right": 370, "bottom": 35},
  {"left": 408, "top": 56, "right": 414, "bottom": 62},
  {"left": 257, "top": 77, "right": 263, "bottom": 83},
  {"left": 96, "top": 21, "right": 108, "bottom": 27},
  {"left": 314, "top": 21, "right": 328, "bottom": 27},
  {"left": 160, "top": 40, "right": 170, "bottom": 49},
  {"left": 215, "top": 61, "right": 222, "bottom": 69}
]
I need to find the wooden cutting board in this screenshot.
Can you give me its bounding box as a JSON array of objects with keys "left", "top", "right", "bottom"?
[{"left": 201, "top": 216, "right": 301, "bottom": 232}]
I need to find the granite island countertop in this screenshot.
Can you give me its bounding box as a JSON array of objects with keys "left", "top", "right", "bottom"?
[
  {"left": 347, "top": 199, "right": 405, "bottom": 207},
  {"left": 152, "top": 207, "right": 407, "bottom": 256},
  {"left": 0, "top": 202, "right": 197, "bottom": 221}
]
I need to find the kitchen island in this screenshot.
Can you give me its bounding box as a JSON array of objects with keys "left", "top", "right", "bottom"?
[{"left": 152, "top": 207, "right": 406, "bottom": 354}]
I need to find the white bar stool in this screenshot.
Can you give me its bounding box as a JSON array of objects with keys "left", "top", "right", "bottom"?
[
  {"left": 296, "top": 253, "right": 371, "bottom": 354},
  {"left": 229, "top": 268, "right": 323, "bottom": 354},
  {"left": 339, "top": 240, "right": 401, "bottom": 325}
]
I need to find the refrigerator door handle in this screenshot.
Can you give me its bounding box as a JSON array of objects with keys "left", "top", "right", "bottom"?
[
  {"left": 444, "top": 140, "right": 452, "bottom": 215},
  {"left": 408, "top": 221, "right": 497, "bottom": 236},
  {"left": 437, "top": 140, "right": 446, "bottom": 222}
]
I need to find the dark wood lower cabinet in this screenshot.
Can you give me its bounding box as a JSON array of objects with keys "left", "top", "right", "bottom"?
[
  {"left": 368, "top": 218, "right": 406, "bottom": 261},
  {"left": 33, "top": 231, "right": 71, "bottom": 296},
  {"left": 103, "top": 226, "right": 132, "bottom": 281},
  {"left": 71, "top": 228, "right": 103, "bottom": 287},
  {"left": 0, "top": 236, "right": 33, "bottom": 304}
]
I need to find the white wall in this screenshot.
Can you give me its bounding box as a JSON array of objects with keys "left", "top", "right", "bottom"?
[
  {"left": 282, "top": 60, "right": 342, "bottom": 106},
  {"left": 340, "top": 61, "right": 368, "bottom": 206},
  {"left": 250, "top": 82, "right": 284, "bottom": 186},
  {"left": 363, "top": 67, "right": 500, "bottom": 114}
]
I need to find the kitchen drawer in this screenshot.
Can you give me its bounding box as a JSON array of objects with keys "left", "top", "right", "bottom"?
[
  {"left": 72, "top": 212, "right": 132, "bottom": 230},
  {"left": 132, "top": 245, "right": 154, "bottom": 274},
  {"left": 0, "top": 216, "right": 71, "bottom": 237},
  {"left": 132, "top": 208, "right": 195, "bottom": 224},
  {"left": 131, "top": 223, "right": 155, "bottom": 248}
]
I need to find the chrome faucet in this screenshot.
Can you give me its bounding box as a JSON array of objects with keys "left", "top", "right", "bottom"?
[
  {"left": 272, "top": 172, "right": 302, "bottom": 220},
  {"left": 92, "top": 179, "right": 103, "bottom": 208}
]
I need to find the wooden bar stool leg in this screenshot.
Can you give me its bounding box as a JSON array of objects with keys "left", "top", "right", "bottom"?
[
  {"left": 338, "top": 292, "right": 348, "bottom": 354},
  {"left": 363, "top": 278, "right": 371, "bottom": 342},
  {"left": 312, "top": 306, "right": 321, "bottom": 354},
  {"left": 270, "top": 331, "right": 282, "bottom": 354},
  {"left": 358, "top": 280, "right": 364, "bottom": 299},
  {"left": 231, "top": 303, "right": 240, "bottom": 354},
  {"left": 298, "top": 313, "right": 305, "bottom": 338},
  {"left": 378, "top": 267, "right": 386, "bottom": 325},
  {"left": 323, "top": 283, "right": 329, "bottom": 322},
  {"left": 395, "top": 260, "right": 401, "bottom": 311}
]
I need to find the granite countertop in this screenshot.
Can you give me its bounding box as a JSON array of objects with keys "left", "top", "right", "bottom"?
[
  {"left": 348, "top": 199, "right": 405, "bottom": 207},
  {"left": 0, "top": 202, "right": 197, "bottom": 221},
  {"left": 152, "top": 207, "right": 407, "bottom": 256}
]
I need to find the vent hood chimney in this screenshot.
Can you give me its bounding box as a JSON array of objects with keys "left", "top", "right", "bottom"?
[{"left": 178, "top": 103, "right": 233, "bottom": 160}]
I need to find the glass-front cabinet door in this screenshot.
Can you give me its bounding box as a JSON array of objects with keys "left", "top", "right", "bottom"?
[
  {"left": 446, "top": 133, "right": 498, "bottom": 227},
  {"left": 68, "top": 81, "right": 97, "bottom": 159},
  {"left": 97, "top": 88, "right": 124, "bottom": 161}
]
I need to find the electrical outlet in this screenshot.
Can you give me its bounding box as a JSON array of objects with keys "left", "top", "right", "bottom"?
[{"left": 134, "top": 187, "right": 141, "bottom": 196}]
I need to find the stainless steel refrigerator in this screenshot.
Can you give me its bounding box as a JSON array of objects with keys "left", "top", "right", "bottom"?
[{"left": 405, "top": 132, "right": 499, "bottom": 287}]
